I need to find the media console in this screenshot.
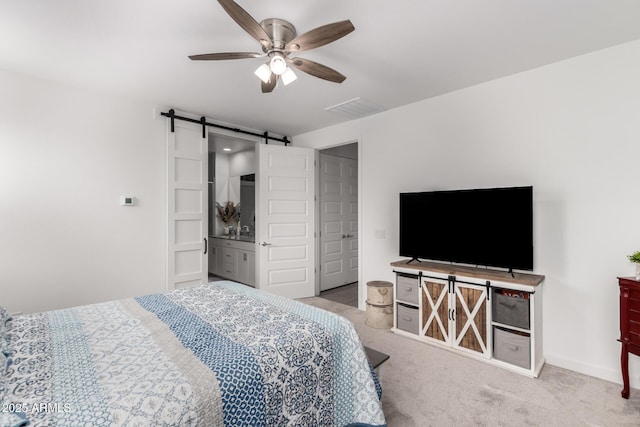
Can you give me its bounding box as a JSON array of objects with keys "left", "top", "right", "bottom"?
[{"left": 391, "top": 259, "right": 545, "bottom": 377}]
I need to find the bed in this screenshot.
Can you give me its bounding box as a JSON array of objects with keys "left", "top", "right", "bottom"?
[{"left": 0, "top": 281, "right": 385, "bottom": 427}]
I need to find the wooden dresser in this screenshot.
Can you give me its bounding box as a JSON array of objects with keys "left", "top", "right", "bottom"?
[{"left": 618, "top": 276, "right": 640, "bottom": 398}]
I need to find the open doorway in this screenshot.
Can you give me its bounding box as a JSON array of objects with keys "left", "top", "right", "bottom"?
[
  {"left": 318, "top": 142, "right": 359, "bottom": 307},
  {"left": 207, "top": 132, "right": 257, "bottom": 285}
]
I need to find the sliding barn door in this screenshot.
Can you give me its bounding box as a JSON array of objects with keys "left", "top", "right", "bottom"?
[
  {"left": 166, "top": 120, "right": 208, "bottom": 290},
  {"left": 256, "top": 143, "right": 315, "bottom": 298},
  {"left": 453, "top": 283, "right": 489, "bottom": 356},
  {"left": 421, "top": 279, "right": 450, "bottom": 344}
]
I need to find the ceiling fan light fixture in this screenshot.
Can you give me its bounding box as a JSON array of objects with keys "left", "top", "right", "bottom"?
[
  {"left": 254, "top": 63, "right": 271, "bottom": 83},
  {"left": 269, "top": 53, "right": 287, "bottom": 75},
  {"left": 189, "top": 1, "right": 355, "bottom": 92},
  {"left": 281, "top": 67, "right": 297, "bottom": 86}
]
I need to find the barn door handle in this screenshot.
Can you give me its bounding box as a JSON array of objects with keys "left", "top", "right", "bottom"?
[{"left": 203, "top": 237, "right": 208, "bottom": 254}]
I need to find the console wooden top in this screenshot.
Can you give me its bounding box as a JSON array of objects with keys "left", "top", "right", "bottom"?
[{"left": 391, "top": 259, "right": 545, "bottom": 287}]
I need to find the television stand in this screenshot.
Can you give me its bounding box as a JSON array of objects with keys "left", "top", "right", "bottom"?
[
  {"left": 390, "top": 259, "right": 545, "bottom": 378},
  {"left": 406, "top": 257, "right": 422, "bottom": 264},
  {"left": 508, "top": 267, "right": 515, "bottom": 278}
]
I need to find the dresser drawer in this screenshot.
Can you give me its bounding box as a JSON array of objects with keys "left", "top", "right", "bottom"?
[
  {"left": 493, "top": 327, "right": 530, "bottom": 369},
  {"left": 223, "top": 261, "right": 237, "bottom": 277},
  {"left": 623, "top": 287, "right": 640, "bottom": 346},
  {"left": 223, "top": 248, "right": 237, "bottom": 264},
  {"left": 396, "top": 303, "right": 419, "bottom": 335},
  {"left": 222, "top": 247, "right": 238, "bottom": 279},
  {"left": 397, "top": 274, "right": 419, "bottom": 305}
]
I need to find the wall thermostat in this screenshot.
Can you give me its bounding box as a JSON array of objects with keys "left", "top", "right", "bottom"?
[{"left": 120, "top": 196, "right": 135, "bottom": 206}]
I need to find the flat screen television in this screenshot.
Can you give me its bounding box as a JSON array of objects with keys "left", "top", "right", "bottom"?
[{"left": 399, "top": 186, "right": 533, "bottom": 271}]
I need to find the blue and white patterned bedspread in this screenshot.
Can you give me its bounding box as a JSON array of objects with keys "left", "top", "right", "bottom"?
[{"left": 1, "top": 281, "right": 385, "bottom": 426}]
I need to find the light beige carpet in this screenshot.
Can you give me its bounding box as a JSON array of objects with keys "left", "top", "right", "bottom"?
[{"left": 297, "top": 296, "right": 640, "bottom": 426}]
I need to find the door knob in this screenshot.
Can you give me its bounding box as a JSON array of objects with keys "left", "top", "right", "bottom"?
[{"left": 261, "top": 242, "right": 272, "bottom": 246}]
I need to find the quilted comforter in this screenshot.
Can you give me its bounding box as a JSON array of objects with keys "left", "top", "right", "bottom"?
[{"left": 0, "top": 281, "right": 385, "bottom": 427}]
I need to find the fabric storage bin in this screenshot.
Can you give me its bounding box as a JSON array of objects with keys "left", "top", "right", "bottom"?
[
  {"left": 492, "top": 288, "right": 530, "bottom": 329},
  {"left": 396, "top": 303, "right": 419, "bottom": 335},
  {"left": 366, "top": 302, "right": 394, "bottom": 329},
  {"left": 396, "top": 273, "right": 419, "bottom": 305},
  {"left": 493, "top": 327, "right": 530, "bottom": 369},
  {"left": 367, "top": 281, "right": 394, "bottom": 305},
  {"left": 366, "top": 281, "right": 394, "bottom": 329}
]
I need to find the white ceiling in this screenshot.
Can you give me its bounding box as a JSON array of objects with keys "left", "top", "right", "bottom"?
[
  {"left": 2, "top": 0, "right": 640, "bottom": 137},
  {"left": 209, "top": 133, "right": 255, "bottom": 153}
]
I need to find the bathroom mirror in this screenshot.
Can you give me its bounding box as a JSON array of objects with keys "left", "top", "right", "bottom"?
[
  {"left": 239, "top": 174, "right": 255, "bottom": 235},
  {"left": 228, "top": 175, "right": 240, "bottom": 205}
]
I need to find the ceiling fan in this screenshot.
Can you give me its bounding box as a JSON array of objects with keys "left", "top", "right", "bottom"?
[{"left": 189, "top": 0, "right": 355, "bottom": 93}]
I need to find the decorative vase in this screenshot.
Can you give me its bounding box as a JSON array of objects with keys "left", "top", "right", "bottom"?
[
  {"left": 224, "top": 226, "right": 229, "bottom": 235},
  {"left": 636, "top": 264, "right": 640, "bottom": 281}
]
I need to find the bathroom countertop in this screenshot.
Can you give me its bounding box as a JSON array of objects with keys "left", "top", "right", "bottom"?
[{"left": 209, "top": 235, "right": 255, "bottom": 243}]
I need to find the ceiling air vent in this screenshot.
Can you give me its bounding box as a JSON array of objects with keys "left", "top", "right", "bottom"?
[{"left": 324, "top": 97, "right": 386, "bottom": 119}]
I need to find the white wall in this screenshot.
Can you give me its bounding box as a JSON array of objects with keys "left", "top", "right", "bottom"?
[
  {"left": 0, "top": 68, "right": 166, "bottom": 314},
  {"left": 294, "top": 40, "right": 640, "bottom": 388},
  {"left": 229, "top": 150, "right": 255, "bottom": 177},
  {"left": 216, "top": 153, "right": 231, "bottom": 200}
]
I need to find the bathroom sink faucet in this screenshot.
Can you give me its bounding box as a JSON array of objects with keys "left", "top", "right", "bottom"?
[{"left": 240, "top": 225, "right": 253, "bottom": 237}]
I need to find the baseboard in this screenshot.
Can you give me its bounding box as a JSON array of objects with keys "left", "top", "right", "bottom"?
[{"left": 545, "top": 353, "right": 640, "bottom": 390}]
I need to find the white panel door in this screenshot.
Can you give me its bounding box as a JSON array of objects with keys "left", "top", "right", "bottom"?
[
  {"left": 319, "top": 154, "right": 347, "bottom": 290},
  {"left": 319, "top": 154, "right": 358, "bottom": 291},
  {"left": 343, "top": 157, "right": 358, "bottom": 284},
  {"left": 167, "top": 120, "right": 208, "bottom": 290},
  {"left": 257, "top": 143, "right": 315, "bottom": 298}
]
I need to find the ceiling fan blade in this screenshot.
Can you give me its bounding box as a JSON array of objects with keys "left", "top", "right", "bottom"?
[
  {"left": 289, "top": 58, "right": 346, "bottom": 83},
  {"left": 188, "top": 52, "right": 261, "bottom": 61},
  {"left": 286, "top": 20, "right": 354, "bottom": 52},
  {"left": 217, "top": 0, "right": 272, "bottom": 49},
  {"left": 261, "top": 73, "right": 277, "bottom": 93}
]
